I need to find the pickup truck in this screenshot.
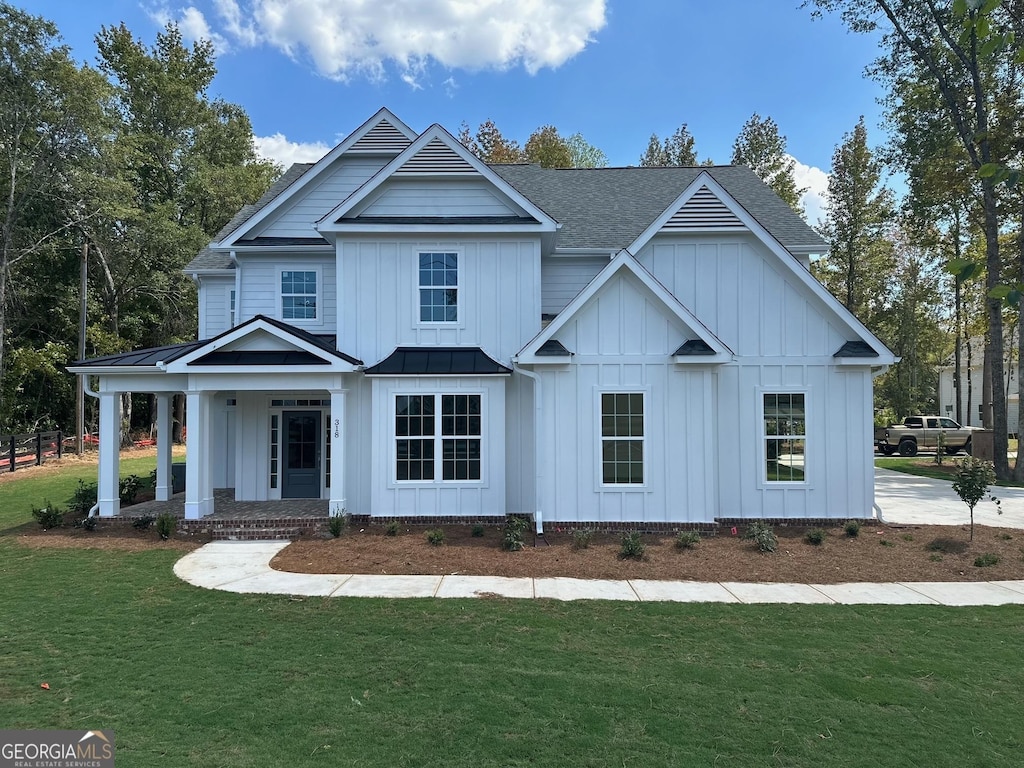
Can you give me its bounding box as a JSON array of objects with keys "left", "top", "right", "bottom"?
[{"left": 875, "top": 416, "right": 980, "bottom": 457}]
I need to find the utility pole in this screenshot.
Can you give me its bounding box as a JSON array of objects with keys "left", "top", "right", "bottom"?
[{"left": 76, "top": 243, "right": 87, "bottom": 454}]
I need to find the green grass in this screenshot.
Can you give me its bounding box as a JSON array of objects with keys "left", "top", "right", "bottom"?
[
  {"left": 0, "top": 453, "right": 171, "bottom": 530},
  {"left": 1, "top": 540, "right": 1023, "bottom": 767},
  {"left": 875, "top": 456, "right": 1024, "bottom": 487}
]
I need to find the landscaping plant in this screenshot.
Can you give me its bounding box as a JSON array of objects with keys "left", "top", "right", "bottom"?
[
  {"left": 132, "top": 515, "right": 155, "bottom": 530},
  {"left": 675, "top": 531, "right": 700, "bottom": 550},
  {"left": 155, "top": 513, "right": 176, "bottom": 540},
  {"left": 502, "top": 514, "right": 529, "bottom": 551},
  {"left": 328, "top": 515, "right": 345, "bottom": 538},
  {"left": 30, "top": 501, "right": 64, "bottom": 529},
  {"left": 571, "top": 529, "right": 593, "bottom": 550},
  {"left": 618, "top": 531, "right": 645, "bottom": 560},
  {"left": 951, "top": 457, "right": 1001, "bottom": 541},
  {"left": 843, "top": 519, "right": 860, "bottom": 537},
  {"left": 426, "top": 528, "right": 445, "bottom": 546},
  {"left": 804, "top": 528, "right": 826, "bottom": 546},
  {"left": 119, "top": 474, "right": 141, "bottom": 505},
  {"left": 384, "top": 520, "right": 400, "bottom": 537},
  {"left": 744, "top": 521, "right": 778, "bottom": 553}
]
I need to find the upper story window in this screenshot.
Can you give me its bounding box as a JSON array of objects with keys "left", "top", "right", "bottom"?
[
  {"left": 763, "top": 392, "right": 806, "bottom": 483},
  {"left": 601, "top": 392, "right": 644, "bottom": 485},
  {"left": 281, "top": 270, "right": 318, "bottom": 320},
  {"left": 419, "top": 252, "right": 458, "bottom": 322}
]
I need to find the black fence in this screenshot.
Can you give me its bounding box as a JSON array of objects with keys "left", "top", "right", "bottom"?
[{"left": 1, "top": 430, "right": 64, "bottom": 473}]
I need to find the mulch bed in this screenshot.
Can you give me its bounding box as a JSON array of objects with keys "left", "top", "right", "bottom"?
[
  {"left": 12, "top": 520, "right": 208, "bottom": 553},
  {"left": 271, "top": 523, "right": 1024, "bottom": 584}
]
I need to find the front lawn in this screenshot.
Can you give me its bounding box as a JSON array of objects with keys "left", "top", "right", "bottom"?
[
  {"left": 1, "top": 539, "right": 1023, "bottom": 767},
  {"left": 876, "top": 456, "right": 1024, "bottom": 487}
]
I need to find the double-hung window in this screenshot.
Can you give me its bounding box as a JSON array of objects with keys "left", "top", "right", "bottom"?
[
  {"left": 763, "top": 393, "right": 806, "bottom": 482},
  {"left": 396, "top": 393, "right": 481, "bottom": 482},
  {"left": 601, "top": 393, "right": 644, "bottom": 485},
  {"left": 281, "top": 270, "right": 318, "bottom": 320},
  {"left": 418, "top": 252, "right": 458, "bottom": 322}
]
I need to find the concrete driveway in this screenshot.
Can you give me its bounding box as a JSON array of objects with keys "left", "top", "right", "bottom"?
[{"left": 875, "top": 468, "right": 1024, "bottom": 528}]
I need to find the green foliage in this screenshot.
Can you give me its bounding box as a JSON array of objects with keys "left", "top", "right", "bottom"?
[
  {"left": 743, "top": 521, "right": 778, "bottom": 553},
  {"left": 571, "top": 529, "right": 594, "bottom": 550},
  {"left": 618, "top": 531, "right": 645, "bottom": 560},
  {"left": 564, "top": 132, "right": 608, "bottom": 168},
  {"left": 118, "top": 474, "right": 141, "bottom": 504},
  {"left": 30, "top": 501, "right": 64, "bottom": 529},
  {"left": 880, "top": 539, "right": 896, "bottom": 547},
  {"left": 524, "top": 125, "right": 572, "bottom": 168},
  {"left": 974, "top": 552, "right": 1000, "bottom": 567},
  {"left": 952, "top": 457, "right": 1001, "bottom": 540},
  {"left": 843, "top": 519, "right": 861, "bottom": 537},
  {"left": 675, "top": 531, "right": 701, "bottom": 549},
  {"left": 131, "top": 514, "right": 155, "bottom": 530},
  {"left": 328, "top": 515, "right": 345, "bottom": 538},
  {"left": 426, "top": 528, "right": 445, "bottom": 546},
  {"left": 804, "top": 528, "right": 827, "bottom": 545},
  {"left": 155, "top": 512, "right": 176, "bottom": 540},
  {"left": 502, "top": 514, "right": 529, "bottom": 552},
  {"left": 471, "top": 524, "right": 485, "bottom": 538},
  {"left": 928, "top": 537, "right": 969, "bottom": 554},
  {"left": 639, "top": 123, "right": 699, "bottom": 166},
  {"left": 68, "top": 479, "right": 98, "bottom": 516},
  {"left": 384, "top": 520, "right": 400, "bottom": 537},
  {"left": 731, "top": 113, "right": 805, "bottom": 213},
  {"left": 76, "top": 515, "right": 97, "bottom": 532}
]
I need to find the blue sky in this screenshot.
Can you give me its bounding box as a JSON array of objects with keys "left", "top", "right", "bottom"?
[{"left": 21, "top": 0, "right": 891, "bottom": 224}]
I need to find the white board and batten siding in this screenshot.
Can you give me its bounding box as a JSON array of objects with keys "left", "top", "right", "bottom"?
[
  {"left": 249, "top": 157, "right": 390, "bottom": 239},
  {"left": 637, "top": 233, "right": 876, "bottom": 520},
  {"left": 541, "top": 255, "right": 608, "bottom": 316},
  {"left": 337, "top": 237, "right": 541, "bottom": 365},
  {"left": 235, "top": 252, "right": 336, "bottom": 330},
  {"left": 197, "top": 276, "right": 234, "bottom": 339},
  {"left": 368, "top": 376, "right": 507, "bottom": 517},
  {"left": 536, "top": 269, "right": 716, "bottom": 523},
  {"left": 355, "top": 179, "right": 522, "bottom": 219}
]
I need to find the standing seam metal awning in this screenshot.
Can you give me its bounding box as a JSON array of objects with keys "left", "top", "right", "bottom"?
[{"left": 364, "top": 347, "right": 512, "bottom": 375}]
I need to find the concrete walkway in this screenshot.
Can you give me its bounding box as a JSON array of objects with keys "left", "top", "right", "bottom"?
[
  {"left": 875, "top": 468, "right": 1024, "bottom": 528},
  {"left": 173, "top": 541, "right": 1024, "bottom": 606}
]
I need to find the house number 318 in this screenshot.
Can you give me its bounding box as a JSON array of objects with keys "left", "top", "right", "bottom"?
[{"left": 333, "top": 418, "right": 340, "bottom": 438}]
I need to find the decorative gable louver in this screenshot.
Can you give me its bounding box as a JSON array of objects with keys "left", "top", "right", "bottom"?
[
  {"left": 394, "top": 137, "right": 476, "bottom": 175},
  {"left": 348, "top": 118, "right": 413, "bottom": 153},
  {"left": 662, "top": 185, "right": 744, "bottom": 231}
]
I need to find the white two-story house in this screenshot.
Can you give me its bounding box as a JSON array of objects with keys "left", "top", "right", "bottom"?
[{"left": 70, "top": 108, "right": 895, "bottom": 527}]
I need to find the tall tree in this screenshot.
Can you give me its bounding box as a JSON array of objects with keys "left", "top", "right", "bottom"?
[
  {"left": 524, "top": 125, "right": 572, "bottom": 168},
  {"left": 458, "top": 119, "right": 524, "bottom": 164},
  {"left": 639, "top": 124, "right": 699, "bottom": 166},
  {"left": 0, "top": 3, "right": 108, "bottom": 429},
  {"left": 730, "top": 113, "right": 806, "bottom": 213},
  {"left": 813, "top": 117, "right": 896, "bottom": 327},
  {"left": 807, "top": 0, "right": 1021, "bottom": 479},
  {"left": 565, "top": 132, "right": 608, "bottom": 168}
]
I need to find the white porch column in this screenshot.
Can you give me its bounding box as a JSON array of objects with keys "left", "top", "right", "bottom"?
[
  {"left": 97, "top": 392, "right": 120, "bottom": 517},
  {"left": 329, "top": 389, "right": 347, "bottom": 516},
  {"left": 184, "top": 390, "right": 214, "bottom": 519},
  {"left": 155, "top": 393, "right": 173, "bottom": 501}
]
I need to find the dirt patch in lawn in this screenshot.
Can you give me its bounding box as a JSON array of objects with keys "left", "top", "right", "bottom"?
[
  {"left": 272, "top": 523, "right": 1024, "bottom": 583},
  {"left": 11, "top": 521, "right": 208, "bottom": 553}
]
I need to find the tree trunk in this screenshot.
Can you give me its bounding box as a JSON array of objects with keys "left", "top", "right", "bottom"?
[
  {"left": 954, "top": 280, "right": 962, "bottom": 424},
  {"left": 172, "top": 393, "right": 184, "bottom": 443},
  {"left": 1015, "top": 196, "right": 1024, "bottom": 481}
]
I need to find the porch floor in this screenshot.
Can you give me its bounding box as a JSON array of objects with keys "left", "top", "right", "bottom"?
[{"left": 117, "top": 488, "right": 329, "bottom": 520}]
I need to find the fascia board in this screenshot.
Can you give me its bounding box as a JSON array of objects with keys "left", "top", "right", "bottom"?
[
  {"left": 317, "top": 221, "right": 555, "bottom": 234},
  {"left": 165, "top": 318, "right": 341, "bottom": 371},
  {"left": 219, "top": 108, "right": 416, "bottom": 246},
  {"left": 315, "top": 124, "right": 559, "bottom": 230}
]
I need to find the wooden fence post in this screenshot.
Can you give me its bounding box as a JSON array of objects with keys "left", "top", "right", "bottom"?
[
  {"left": 9, "top": 434, "right": 15, "bottom": 473},
  {"left": 36, "top": 432, "right": 43, "bottom": 467},
  {"left": 57, "top": 430, "right": 63, "bottom": 459}
]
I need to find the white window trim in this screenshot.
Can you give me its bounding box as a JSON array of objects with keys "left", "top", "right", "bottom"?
[
  {"left": 391, "top": 390, "right": 486, "bottom": 486},
  {"left": 414, "top": 249, "right": 464, "bottom": 328},
  {"left": 596, "top": 388, "right": 648, "bottom": 490},
  {"left": 276, "top": 265, "right": 324, "bottom": 327},
  {"left": 757, "top": 387, "right": 810, "bottom": 488}
]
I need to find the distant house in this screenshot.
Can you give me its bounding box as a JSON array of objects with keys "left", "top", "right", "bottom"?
[
  {"left": 69, "top": 108, "right": 895, "bottom": 526},
  {"left": 937, "top": 337, "right": 1018, "bottom": 435}
]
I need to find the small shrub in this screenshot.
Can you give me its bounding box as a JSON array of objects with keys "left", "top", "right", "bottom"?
[
  {"left": 119, "top": 474, "right": 141, "bottom": 505},
  {"left": 805, "top": 528, "right": 826, "bottom": 546},
  {"left": 328, "top": 515, "right": 345, "bottom": 538},
  {"left": 997, "top": 532, "right": 1013, "bottom": 541},
  {"left": 471, "top": 524, "right": 485, "bottom": 538},
  {"left": 675, "top": 531, "right": 700, "bottom": 550},
  {"left": 68, "top": 479, "right": 98, "bottom": 516},
  {"left": 880, "top": 539, "right": 896, "bottom": 548},
  {"left": 974, "top": 552, "right": 1000, "bottom": 568},
  {"left": 155, "top": 513, "right": 176, "bottom": 540},
  {"left": 426, "top": 528, "right": 445, "bottom": 546},
  {"left": 384, "top": 520, "right": 400, "bottom": 537},
  {"left": 132, "top": 515, "right": 155, "bottom": 530},
  {"left": 927, "top": 537, "right": 968, "bottom": 555},
  {"left": 75, "top": 515, "right": 97, "bottom": 531},
  {"left": 928, "top": 553, "right": 943, "bottom": 562},
  {"left": 31, "top": 502, "right": 64, "bottom": 529},
  {"left": 571, "top": 529, "right": 594, "bottom": 550},
  {"left": 843, "top": 519, "right": 861, "bottom": 537},
  {"left": 618, "top": 531, "right": 645, "bottom": 560},
  {"left": 744, "top": 521, "right": 778, "bottom": 553},
  {"left": 502, "top": 514, "right": 529, "bottom": 552},
  {"left": 901, "top": 533, "right": 914, "bottom": 542}
]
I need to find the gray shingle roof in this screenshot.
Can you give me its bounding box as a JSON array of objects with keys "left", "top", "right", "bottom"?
[{"left": 491, "top": 164, "right": 826, "bottom": 253}]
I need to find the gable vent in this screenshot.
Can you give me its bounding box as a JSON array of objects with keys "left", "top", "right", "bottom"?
[
  {"left": 349, "top": 119, "right": 412, "bottom": 153},
  {"left": 662, "top": 186, "right": 744, "bottom": 230},
  {"left": 395, "top": 137, "right": 476, "bottom": 175}
]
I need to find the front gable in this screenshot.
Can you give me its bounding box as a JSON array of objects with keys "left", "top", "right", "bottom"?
[
  {"left": 317, "top": 125, "right": 559, "bottom": 235},
  {"left": 517, "top": 251, "right": 731, "bottom": 364}
]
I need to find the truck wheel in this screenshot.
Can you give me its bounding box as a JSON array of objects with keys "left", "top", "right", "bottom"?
[
  {"left": 881, "top": 446, "right": 896, "bottom": 456},
  {"left": 944, "top": 446, "right": 960, "bottom": 455},
  {"left": 898, "top": 440, "right": 918, "bottom": 457},
  {"left": 964, "top": 438, "right": 972, "bottom": 456}
]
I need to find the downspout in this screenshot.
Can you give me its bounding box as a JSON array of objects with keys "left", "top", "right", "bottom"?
[
  {"left": 512, "top": 361, "right": 544, "bottom": 537},
  {"left": 82, "top": 375, "right": 102, "bottom": 518},
  {"left": 230, "top": 250, "right": 240, "bottom": 328}
]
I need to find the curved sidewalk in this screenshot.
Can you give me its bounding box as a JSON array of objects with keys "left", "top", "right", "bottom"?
[{"left": 173, "top": 541, "right": 1024, "bottom": 606}]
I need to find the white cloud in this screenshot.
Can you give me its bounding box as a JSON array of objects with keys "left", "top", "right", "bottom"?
[
  {"left": 254, "top": 133, "right": 331, "bottom": 167},
  {"left": 197, "top": 0, "right": 606, "bottom": 83},
  {"left": 788, "top": 154, "right": 830, "bottom": 227}
]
